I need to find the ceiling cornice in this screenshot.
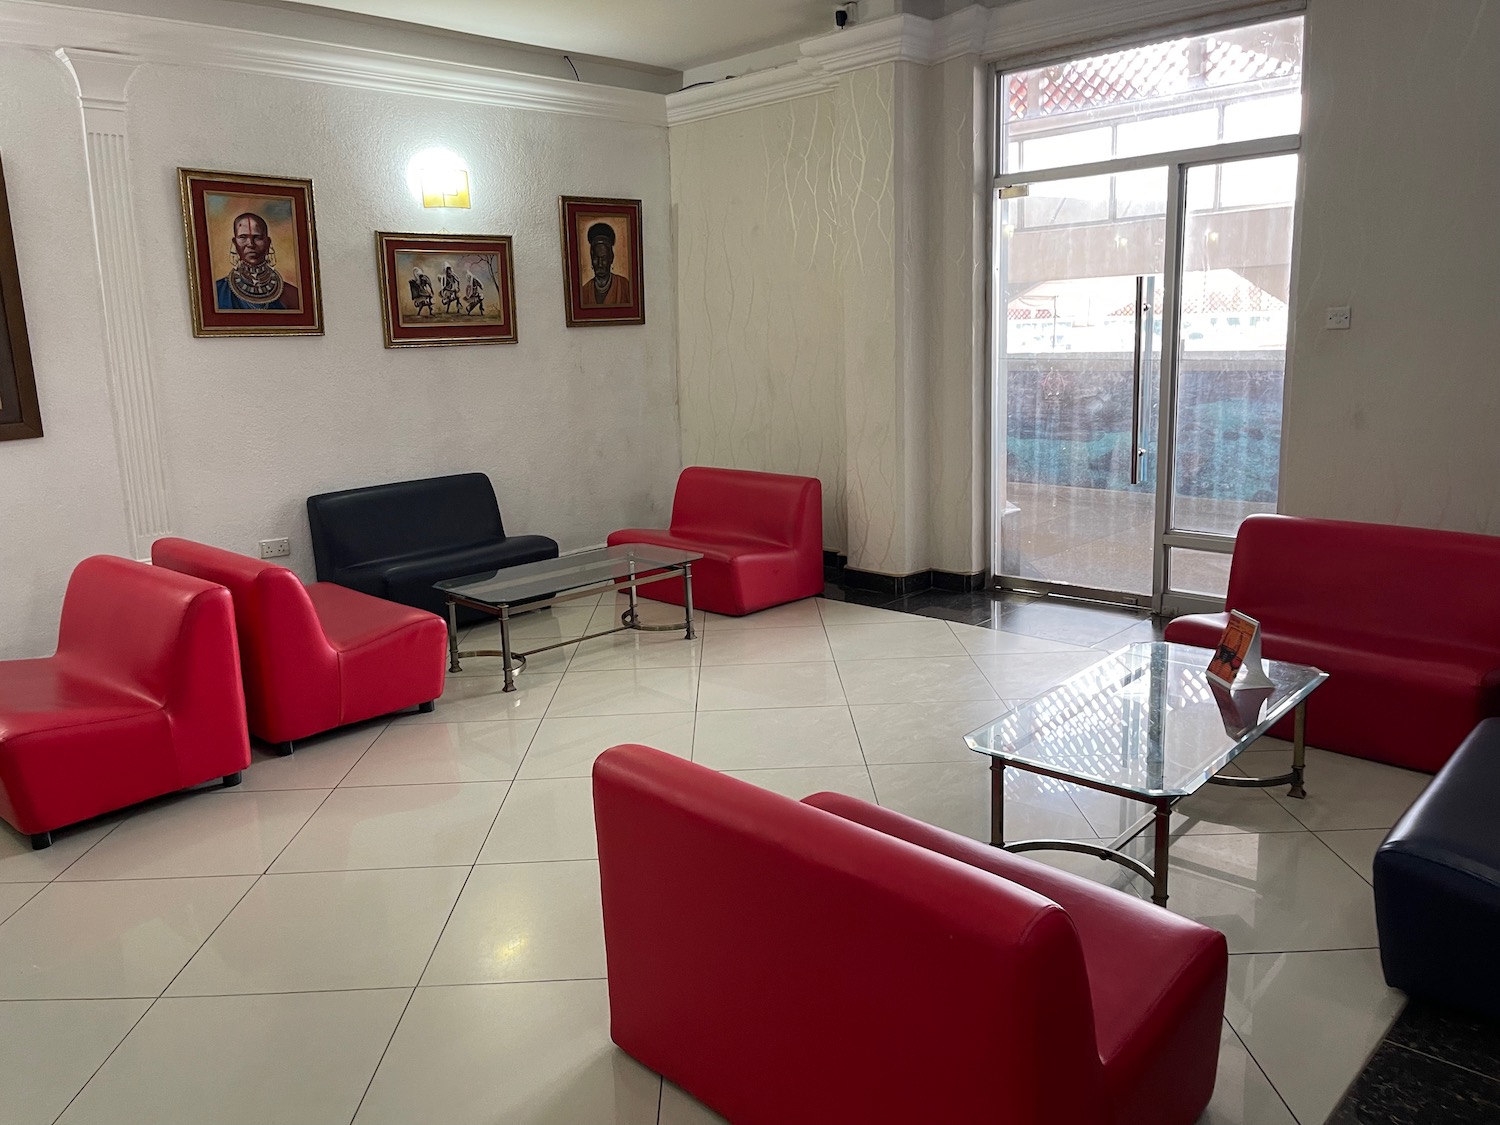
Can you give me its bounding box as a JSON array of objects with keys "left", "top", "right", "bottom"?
[{"left": 0, "top": 0, "right": 667, "bottom": 125}]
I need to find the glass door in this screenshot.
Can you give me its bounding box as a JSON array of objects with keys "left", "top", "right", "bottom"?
[{"left": 996, "top": 170, "right": 1167, "bottom": 602}]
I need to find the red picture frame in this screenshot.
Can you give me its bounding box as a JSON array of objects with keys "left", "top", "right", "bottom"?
[
  {"left": 178, "top": 169, "right": 323, "bottom": 337},
  {"left": 559, "top": 196, "right": 644, "bottom": 327},
  {"left": 375, "top": 233, "right": 518, "bottom": 348},
  {"left": 0, "top": 156, "right": 43, "bottom": 440}
]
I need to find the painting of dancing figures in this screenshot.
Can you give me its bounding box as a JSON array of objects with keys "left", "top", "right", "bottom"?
[{"left": 376, "top": 233, "right": 517, "bottom": 347}]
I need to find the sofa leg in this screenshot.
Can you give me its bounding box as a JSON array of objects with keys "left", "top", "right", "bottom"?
[
  {"left": 223, "top": 771, "right": 243, "bottom": 788},
  {"left": 418, "top": 700, "right": 436, "bottom": 714},
  {"left": 276, "top": 741, "right": 295, "bottom": 756},
  {"left": 31, "top": 831, "right": 52, "bottom": 850}
]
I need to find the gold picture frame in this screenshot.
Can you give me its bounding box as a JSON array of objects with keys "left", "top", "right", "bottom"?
[
  {"left": 375, "top": 232, "right": 518, "bottom": 348},
  {"left": 0, "top": 155, "right": 43, "bottom": 441}
]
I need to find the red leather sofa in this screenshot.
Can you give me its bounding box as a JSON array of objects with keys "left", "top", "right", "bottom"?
[
  {"left": 1165, "top": 514, "right": 1500, "bottom": 772},
  {"left": 607, "top": 467, "right": 823, "bottom": 616},
  {"left": 152, "top": 538, "right": 447, "bottom": 754},
  {"left": 0, "top": 556, "right": 250, "bottom": 849},
  {"left": 594, "top": 744, "right": 1227, "bottom": 1125}
]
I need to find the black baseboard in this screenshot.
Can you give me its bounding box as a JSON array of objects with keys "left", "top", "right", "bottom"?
[{"left": 839, "top": 567, "right": 989, "bottom": 598}]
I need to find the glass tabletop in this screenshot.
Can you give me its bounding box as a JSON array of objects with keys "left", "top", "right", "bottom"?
[
  {"left": 435, "top": 544, "right": 702, "bottom": 607},
  {"left": 965, "top": 641, "right": 1327, "bottom": 798}
]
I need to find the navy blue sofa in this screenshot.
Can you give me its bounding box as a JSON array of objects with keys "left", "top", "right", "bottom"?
[
  {"left": 307, "top": 473, "right": 558, "bottom": 624},
  {"left": 1374, "top": 718, "right": 1500, "bottom": 1022}
]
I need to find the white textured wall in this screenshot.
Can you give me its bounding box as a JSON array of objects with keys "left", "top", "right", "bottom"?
[
  {"left": 1283, "top": 0, "right": 1500, "bottom": 531},
  {"left": 0, "top": 47, "right": 133, "bottom": 657},
  {"left": 0, "top": 43, "right": 678, "bottom": 659},
  {"left": 669, "top": 90, "right": 847, "bottom": 548}
]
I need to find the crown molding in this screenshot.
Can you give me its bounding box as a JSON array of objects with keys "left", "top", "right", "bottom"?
[
  {"left": 667, "top": 62, "right": 836, "bottom": 126},
  {"left": 0, "top": 0, "right": 667, "bottom": 125},
  {"left": 798, "top": 13, "right": 937, "bottom": 76}
]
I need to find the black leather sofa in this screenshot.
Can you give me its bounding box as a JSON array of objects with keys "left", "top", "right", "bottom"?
[
  {"left": 1374, "top": 718, "right": 1500, "bottom": 1022},
  {"left": 306, "top": 473, "right": 558, "bottom": 623}
]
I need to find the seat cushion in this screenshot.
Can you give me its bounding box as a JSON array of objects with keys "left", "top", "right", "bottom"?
[
  {"left": 803, "top": 792, "right": 1227, "bottom": 1125},
  {"left": 306, "top": 584, "right": 448, "bottom": 726}
]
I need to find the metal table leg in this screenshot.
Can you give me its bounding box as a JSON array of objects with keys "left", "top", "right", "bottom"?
[
  {"left": 500, "top": 605, "right": 516, "bottom": 692},
  {"left": 1290, "top": 701, "right": 1308, "bottom": 799},
  {"left": 1150, "top": 800, "right": 1172, "bottom": 905},
  {"left": 682, "top": 562, "right": 697, "bottom": 641},
  {"left": 446, "top": 601, "right": 461, "bottom": 673},
  {"left": 990, "top": 760, "right": 1005, "bottom": 847}
]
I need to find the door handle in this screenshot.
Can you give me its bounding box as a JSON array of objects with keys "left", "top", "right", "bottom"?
[{"left": 1129, "top": 276, "right": 1146, "bottom": 486}]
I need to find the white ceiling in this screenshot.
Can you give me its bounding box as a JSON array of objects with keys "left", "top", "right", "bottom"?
[{"left": 280, "top": 0, "right": 837, "bottom": 73}]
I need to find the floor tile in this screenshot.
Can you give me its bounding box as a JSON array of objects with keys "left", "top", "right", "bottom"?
[
  {"left": 0, "top": 998, "right": 151, "bottom": 1125},
  {"left": 992, "top": 599, "right": 1147, "bottom": 647},
  {"left": 692, "top": 706, "right": 862, "bottom": 770},
  {"left": 1328, "top": 1041, "right": 1500, "bottom": 1125},
  {"left": 589, "top": 598, "right": 704, "bottom": 636},
  {"left": 823, "top": 620, "right": 967, "bottom": 661},
  {"left": 948, "top": 621, "right": 1093, "bottom": 656},
  {"left": 270, "top": 783, "right": 509, "bottom": 872},
  {"left": 167, "top": 867, "right": 467, "bottom": 996},
  {"left": 849, "top": 700, "right": 1011, "bottom": 765},
  {"left": 815, "top": 598, "right": 914, "bottom": 626},
  {"left": 1200, "top": 1021, "right": 1298, "bottom": 1125},
  {"left": 659, "top": 1083, "right": 731, "bottom": 1125},
  {"left": 468, "top": 607, "right": 596, "bottom": 648},
  {"left": 545, "top": 668, "right": 699, "bottom": 717},
  {"left": 0, "top": 877, "right": 254, "bottom": 999},
  {"left": 1162, "top": 831, "right": 1379, "bottom": 954},
  {"left": 55, "top": 988, "right": 410, "bottom": 1125},
  {"left": 0, "top": 882, "right": 44, "bottom": 925},
  {"left": 696, "top": 662, "right": 846, "bottom": 710},
  {"left": 700, "top": 626, "right": 832, "bottom": 665},
  {"left": 450, "top": 643, "right": 574, "bottom": 677},
  {"left": 57, "top": 790, "right": 327, "bottom": 881},
  {"left": 478, "top": 778, "right": 597, "bottom": 863},
  {"left": 1225, "top": 949, "right": 1404, "bottom": 1125},
  {"left": 704, "top": 599, "right": 823, "bottom": 630},
  {"left": 353, "top": 980, "right": 659, "bottom": 1125},
  {"left": 1317, "top": 829, "right": 1386, "bottom": 885},
  {"left": 1068, "top": 782, "right": 1306, "bottom": 841},
  {"left": 835, "top": 656, "right": 997, "bottom": 706},
  {"left": 341, "top": 721, "right": 537, "bottom": 786},
  {"left": 1239, "top": 746, "right": 1431, "bottom": 832},
  {"left": 566, "top": 630, "right": 701, "bottom": 672},
  {"left": 519, "top": 714, "right": 695, "bottom": 779},
  {"left": 1386, "top": 999, "right": 1500, "bottom": 1081},
  {"left": 868, "top": 760, "right": 1095, "bottom": 842},
  {"left": 970, "top": 649, "right": 1108, "bottom": 699},
  {"left": 422, "top": 861, "right": 605, "bottom": 985},
  {"left": 237, "top": 724, "right": 383, "bottom": 790},
  {"left": 0, "top": 821, "right": 119, "bottom": 884},
  {"left": 402, "top": 673, "right": 561, "bottom": 723},
  {"left": 722, "top": 766, "right": 876, "bottom": 803}
]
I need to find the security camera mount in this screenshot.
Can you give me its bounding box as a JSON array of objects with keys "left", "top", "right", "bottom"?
[{"left": 836, "top": 3, "right": 857, "bottom": 29}]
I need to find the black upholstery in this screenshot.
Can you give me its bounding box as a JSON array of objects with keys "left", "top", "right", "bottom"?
[
  {"left": 306, "top": 473, "right": 558, "bottom": 622},
  {"left": 1374, "top": 719, "right": 1500, "bottom": 1022}
]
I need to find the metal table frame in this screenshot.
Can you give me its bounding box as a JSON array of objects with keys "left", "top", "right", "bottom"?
[
  {"left": 989, "top": 701, "right": 1309, "bottom": 906},
  {"left": 443, "top": 558, "right": 696, "bottom": 692}
]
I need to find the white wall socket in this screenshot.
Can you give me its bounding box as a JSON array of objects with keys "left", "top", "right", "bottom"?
[
  {"left": 1325, "top": 306, "right": 1352, "bottom": 330},
  {"left": 258, "top": 538, "right": 291, "bottom": 559}
]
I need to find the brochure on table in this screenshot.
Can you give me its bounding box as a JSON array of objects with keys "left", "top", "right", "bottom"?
[{"left": 1206, "top": 609, "right": 1273, "bottom": 689}]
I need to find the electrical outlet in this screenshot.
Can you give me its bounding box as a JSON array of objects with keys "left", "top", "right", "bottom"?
[
  {"left": 258, "top": 538, "right": 291, "bottom": 559},
  {"left": 1325, "top": 306, "right": 1351, "bottom": 330}
]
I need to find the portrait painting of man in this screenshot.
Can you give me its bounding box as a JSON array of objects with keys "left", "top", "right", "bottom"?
[
  {"left": 377, "top": 233, "right": 516, "bottom": 347},
  {"left": 559, "top": 196, "right": 644, "bottom": 327},
  {"left": 179, "top": 170, "right": 323, "bottom": 337}
]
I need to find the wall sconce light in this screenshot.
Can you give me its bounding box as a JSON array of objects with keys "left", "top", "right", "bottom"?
[{"left": 407, "top": 148, "right": 471, "bottom": 209}]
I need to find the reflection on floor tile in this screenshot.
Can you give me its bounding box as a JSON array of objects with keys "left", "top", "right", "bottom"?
[
  {"left": 238, "top": 724, "right": 383, "bottom": 791},
  {"left": 478, "top": 778, "right": 598, "bottom": 863},
  {"left": 1201, "top": 1021, "right": 1297, "bottom": 1125},
  {"left": 659, "top": 1081, "right": 731, "bottom": 1125},
  {"left": 0, "top": 820, "right": 119, "bottom": 884},
  {"left": 696, "top": 662, "right": 846, "bottom": 710},
  {"left": 544, "top": 668, "right": 699, "bottom": 717},
  {"left": 1237, "top": 746, "right": 1431, "bottom": 832},
  {"left": 835, "top": 656, "right": 997, "bottom": 706},
  {"left": 342, "top": 721, "right": 536, "bottom": 786},
  {"left": 692, "top": 707, "right": 862, "bottom": 770},
  {"left": 868, "top": 760, "right": 1094, "bottom": 843},
  {"left": 354, "top": 980, "right": 659, "bottom": 1125},
  {"left": 849, "top": 700, "right": 1011, "bottom": 765},
  {"left": 405, "top": 674, "right": 561, "bottom": 723},
  {"left": 519, "top": 714, "right": 695, "bottom": 778}
]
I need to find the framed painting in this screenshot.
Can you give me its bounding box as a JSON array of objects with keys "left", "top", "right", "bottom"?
[
  {"left": 375, "top": 233, "right": 518, "bottom": 347},
  {"left": 559, "top": 196, "right": 644, "bottom": 327},
  {"left": 0, "top": 156, "right": 43, "bottom": 441},
  {"left": 178, "top": 168, "right": 323, "bottom": 337}
]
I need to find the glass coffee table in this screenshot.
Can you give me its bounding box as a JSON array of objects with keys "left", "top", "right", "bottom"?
[
  {"left": 435, "top": 545, "right": 702, "bottom": 691},
  {"left": 965, "top": 641, "right": 1326, "bottom": 905}
]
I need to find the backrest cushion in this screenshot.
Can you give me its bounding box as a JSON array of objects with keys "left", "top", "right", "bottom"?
[
  {"left": 1228, "top": 515, "right": 1500, "bottom": 647},
  {"left": 669, "top": 466, "right": 821, "bottom": 548},
  {"left": 593, "top": 744, "right": 1107, "bottom": 1125},
  {"left": 306, "top": 473, "right": 504, "bottom": 575}
]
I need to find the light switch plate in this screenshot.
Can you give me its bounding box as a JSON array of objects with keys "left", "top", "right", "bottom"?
[{"left": 1325, "top": 306, "right": 1351, "bottom": 330}]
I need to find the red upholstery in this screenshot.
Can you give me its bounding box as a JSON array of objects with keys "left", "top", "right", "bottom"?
[
  {"left": 151, "top": 538, "right": 446, "bottom": 746},
  {"left": 1164, "top": 514, "right": 1500, "bottom": 771},
  {"left": 607, "top": 466, "right": 823, "bottom": 616},
  {"left": 593, "top": 744, "right": 1226, "bottom": 1125},
  {"left": 0, "top": 556, "right": 250, "bottom": 839}
]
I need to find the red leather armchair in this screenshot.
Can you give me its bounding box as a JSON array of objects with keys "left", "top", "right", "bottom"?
[
  {"left": 152, "top": 538, "right": 447, "bottom": 754},
  {"left": 0, "top": 556, "right": 250, "bottom": 849},
  {"left": 594, "top": 744, "right": 1227, "bottom": 1125},
  {"left": 607, "top": 467, "right": 823, "bottom": 616},
  {"left": 1164, "top": 514, "right": 1500, "bottom": 771}
]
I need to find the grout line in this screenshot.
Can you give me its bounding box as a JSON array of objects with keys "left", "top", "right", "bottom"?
[
  {"left": 1225, "top": 1018, "right": 1301, "bottom": 1124},
  {"left": 1378, "top": 1039, "right": 1500, "bottom": 1087}
]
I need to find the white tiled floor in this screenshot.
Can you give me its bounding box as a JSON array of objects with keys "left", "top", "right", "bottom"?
[{"left": 0, "top": 593, "right": 1425, "bottom": 1124}]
